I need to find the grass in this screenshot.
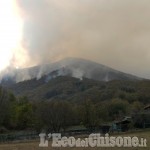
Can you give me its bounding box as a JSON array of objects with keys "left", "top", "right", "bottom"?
[{"left": 0, "top": 130, "right": 149, "bottom": 150}]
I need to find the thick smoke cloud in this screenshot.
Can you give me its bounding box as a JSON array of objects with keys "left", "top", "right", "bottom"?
[{"left": 16, "top": 0, "right": 150, "bottom": 79}]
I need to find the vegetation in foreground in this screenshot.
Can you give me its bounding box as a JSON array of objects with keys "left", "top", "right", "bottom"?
[{"left": 0, "top": 77, "right": 150, "bottom": 133}]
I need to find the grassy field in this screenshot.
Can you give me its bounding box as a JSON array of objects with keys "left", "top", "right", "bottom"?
[{"left": 0, "top": 130, "right": 149, "bottom": 150}]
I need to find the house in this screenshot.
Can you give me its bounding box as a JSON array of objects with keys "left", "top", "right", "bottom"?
[
  {"left": 110, "top": 117, "right": 132, "bottom": 132},
  {"left": 144, "top": 105, "right": 150, "bottom": 111}
]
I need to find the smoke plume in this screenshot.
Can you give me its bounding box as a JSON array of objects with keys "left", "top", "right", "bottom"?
[{"left": 13, "top": 0, "right": 150, "bottom": 79}]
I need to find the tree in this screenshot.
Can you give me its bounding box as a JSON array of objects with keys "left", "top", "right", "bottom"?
[
  {"left": 37, "top": 101, "right": 75, "bottom": 132},
  {"left": 0, "top": 87, "right": 8, "bottom": 125},
  {"left": 79, "top": 100, "right": 100, "bottom": 131},
  {"left": 131, "top": 101, "right": 143, "bottom": 113},
  {"left": 108, "top": 99, "right": 130, "bottom": 120},
  {"left": 15, "top": 96, "right": 34, "bottom": 129}
]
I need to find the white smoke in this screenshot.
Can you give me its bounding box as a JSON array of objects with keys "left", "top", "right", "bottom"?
[{"left": 2, "top": 0, "right": 150, "bottom": 79}]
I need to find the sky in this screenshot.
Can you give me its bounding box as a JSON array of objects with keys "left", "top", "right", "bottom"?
[{"left": 0, "top": 0, "right": 150, "bottom": 79}]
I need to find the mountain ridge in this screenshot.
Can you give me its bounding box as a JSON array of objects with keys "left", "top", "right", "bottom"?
[{"left": 1, "top": 57, "right": 142, "bottom": 85}]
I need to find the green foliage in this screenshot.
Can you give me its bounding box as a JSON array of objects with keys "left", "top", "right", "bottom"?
[
  {"left": 0, "top": 88, "right": 9, "bottom": 126},
  {"left": 7, "top": 77, "right": 150, "bottom": 106},
  {"left": 1, "top": 77, "right": 150, "bottom": 132},
  {"left": 107, "top": 99, "right": 130, "bottom": 120},
  {"left": 0, "top": 92, "right": 34, "bottom": 131},
  {"left": 15, "top": 100, "right": 34, "bottom": 129},
  {"left": 79, "top": 100, "right": 100, "bottom": 130},
  {"left": 131, "top": 101, "right": 143, "bottom": 113}
]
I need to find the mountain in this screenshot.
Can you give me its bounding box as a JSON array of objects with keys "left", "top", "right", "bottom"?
[
  {"left": 0, "top": 57, "right": 146, "bottom": 102},
  {"left": 0, "top": 57, "right": 142, "bottom": 86}
]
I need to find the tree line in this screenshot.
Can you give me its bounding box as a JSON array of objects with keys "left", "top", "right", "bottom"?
[{"left": 0, "top": 86, "right": 149, "bottom": 133}]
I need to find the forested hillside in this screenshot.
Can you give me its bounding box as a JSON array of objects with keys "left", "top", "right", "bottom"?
[{"left": 0, "top": 76, "right": 150, "bottom": 133}]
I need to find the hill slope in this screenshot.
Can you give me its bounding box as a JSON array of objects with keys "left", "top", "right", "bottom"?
[
  {"left": 5, "top": 75, "right": 150, "bottom": 105},
  {"left": 1, "top": 58, "right": 142, "bottom": 85}
]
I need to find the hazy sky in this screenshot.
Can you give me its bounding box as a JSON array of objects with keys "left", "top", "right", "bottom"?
[{"left": 14, "top": 0, "right": 150, "bottom": 79}]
